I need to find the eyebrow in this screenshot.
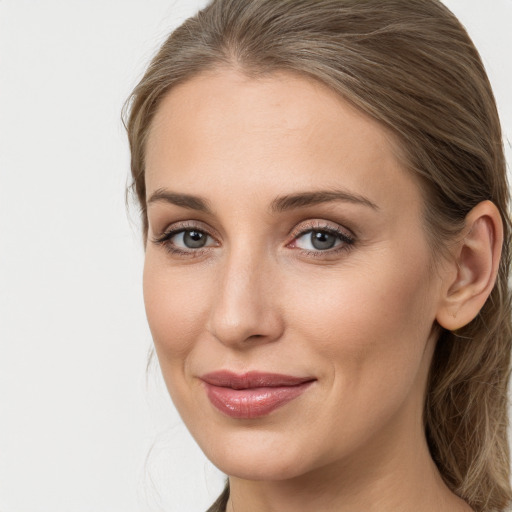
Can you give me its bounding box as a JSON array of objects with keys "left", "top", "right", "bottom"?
[
  {"left": 269, "top": 190, "right": 379, "bottom": 212},
  {"left": 147, "top": 188, "right": 379, "bottom": 213},
  {"left": 147, "top": 189, "right": 213, "bottom": 213}
]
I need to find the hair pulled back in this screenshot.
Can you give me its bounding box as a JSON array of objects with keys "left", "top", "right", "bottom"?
[{"left": 124, "top": 1, "right": 512, "bottom": 510}]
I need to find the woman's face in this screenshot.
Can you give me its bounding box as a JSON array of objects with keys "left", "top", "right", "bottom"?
[{"left": 143, "top": 70, "right": 446, "bottom": 481}]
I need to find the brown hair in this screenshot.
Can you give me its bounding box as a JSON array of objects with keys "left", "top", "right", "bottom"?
[{"left": 124, "top": 1, "right": 512, "bottom": 510}]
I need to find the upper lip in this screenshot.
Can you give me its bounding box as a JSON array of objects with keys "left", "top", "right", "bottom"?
[{"left": 200, "top": 371, "right": 316, "bottom": 389}]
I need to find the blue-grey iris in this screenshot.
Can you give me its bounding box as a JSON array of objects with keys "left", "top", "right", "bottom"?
[
  {"left": 311, "top": 231, "right": 336, "bottom": 250},
  {"left": 184, "top": 230, "right": 207, "bottom": 248}
]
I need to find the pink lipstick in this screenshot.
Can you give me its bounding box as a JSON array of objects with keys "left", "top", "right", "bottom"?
[{"left": 200, "top": 371, "right": 315, "bottom": 419}]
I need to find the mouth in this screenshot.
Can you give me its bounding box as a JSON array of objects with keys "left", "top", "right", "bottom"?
[{"left": 200, "top": 371, "right": 316, "bottom": 419}]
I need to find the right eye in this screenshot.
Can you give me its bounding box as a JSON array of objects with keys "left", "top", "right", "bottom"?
[
  {"left": 153, "top": 227, "right": 218, "bottom": 256},
  {"left": 170, "top": 229, "right": 211, "bottom": 249}
]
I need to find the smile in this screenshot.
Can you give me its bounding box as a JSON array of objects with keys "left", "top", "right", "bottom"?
[{"left": 200, "top": 371, "right": 316, "bottom": 419}]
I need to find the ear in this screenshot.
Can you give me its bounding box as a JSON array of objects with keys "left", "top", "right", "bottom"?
[{"left": 436, "top": 200, "right": 503, "bottom": 331}]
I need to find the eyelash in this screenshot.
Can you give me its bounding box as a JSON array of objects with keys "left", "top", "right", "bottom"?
[
  {"left": 151, "top": 221, "right": 355, "bottom": 259},
  {"left": 288, "top": 222, "right": 355, "bottom": 259}
]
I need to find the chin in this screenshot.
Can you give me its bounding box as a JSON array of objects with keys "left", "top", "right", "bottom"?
[
  {"left": 196, "top": 427, "right": 325, "bottom": 482},
  {"left": 212, "top": 453, "right": 308, "bottom": 482}
]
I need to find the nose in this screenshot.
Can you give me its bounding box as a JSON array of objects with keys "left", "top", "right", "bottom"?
[{"left": 206, "top": 245, "right": 284, "bottom": 349}]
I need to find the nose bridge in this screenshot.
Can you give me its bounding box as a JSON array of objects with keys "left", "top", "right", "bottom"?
[{"left": 208, "top": 240, "right": 282, "bottom": 347}]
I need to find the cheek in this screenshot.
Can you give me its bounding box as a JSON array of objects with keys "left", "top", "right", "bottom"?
[
  {"left": 143, "top": 255, "right": 208, "bottom": 361},
  {"left": 289, "top": 253, "right": 436, "bottom": 388},
  {"left": 142, "top": 255, "right": 215, "bottom": 424}
]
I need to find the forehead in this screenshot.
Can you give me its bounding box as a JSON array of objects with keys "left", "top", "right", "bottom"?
[{"left": 144, "top": 68, "right": 417, "bottom": 209}]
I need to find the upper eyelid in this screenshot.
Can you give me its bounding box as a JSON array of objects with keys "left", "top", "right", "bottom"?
[
  {"left": 155, "top": 220, "right": 219, "bottom": 239},
  {"left": 289, "top": 220, "right": 355, "bottom": 240},
  {"left": 154, "top": 226, "right": 217, "bottom": 246},
  {"left": 157, "top": 219, "right": 351, "bottom": 237},
  {"left": 293, "top": 221, "right": 350, "bottom": 232}
]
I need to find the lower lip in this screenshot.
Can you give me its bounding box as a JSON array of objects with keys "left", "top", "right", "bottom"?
[{"left": 203, "top": 382, "right": 313, "bottom": 419}]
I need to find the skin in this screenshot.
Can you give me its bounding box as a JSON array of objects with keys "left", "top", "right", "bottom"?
[{"left": 142, "top": 69, "right": 485, "bottom": 511}]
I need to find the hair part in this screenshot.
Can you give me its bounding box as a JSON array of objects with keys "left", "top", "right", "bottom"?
[{"left": 123, "top": 1, "right": 512, "bottom": 510}]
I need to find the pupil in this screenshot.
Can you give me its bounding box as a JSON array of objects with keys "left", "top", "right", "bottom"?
[
  {"left": 311, "top": 231, "right": 336, "bottom": 250},
  {"left": 184, "top": 230, "right": 206, "bottom": 248}
]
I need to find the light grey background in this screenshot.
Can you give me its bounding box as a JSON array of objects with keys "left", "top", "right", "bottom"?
[{"left": 0, "top": 1, "right": 510, "bottom": 511}]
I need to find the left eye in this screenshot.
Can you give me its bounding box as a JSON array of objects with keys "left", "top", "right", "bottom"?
[{"left": 294, "top": 229, "right": 347, "bottom": 251}]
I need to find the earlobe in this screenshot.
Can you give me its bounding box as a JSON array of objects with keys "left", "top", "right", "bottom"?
[{"left": 436, "top": 200, "right": 503, "bottom": 331}]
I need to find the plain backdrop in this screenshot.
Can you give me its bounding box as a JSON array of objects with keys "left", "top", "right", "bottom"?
[{"left": 0, "top": 1, "right": 511, "bottom": 511}]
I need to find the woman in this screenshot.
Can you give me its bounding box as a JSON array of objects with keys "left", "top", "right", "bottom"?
[{"left": 124, "top": 0, "right": 511, "bottom": 510}]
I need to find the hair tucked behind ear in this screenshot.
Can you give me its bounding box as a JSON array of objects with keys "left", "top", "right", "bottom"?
[{"left": 123, "top": 1, "right": 512, "bottom": 510}]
